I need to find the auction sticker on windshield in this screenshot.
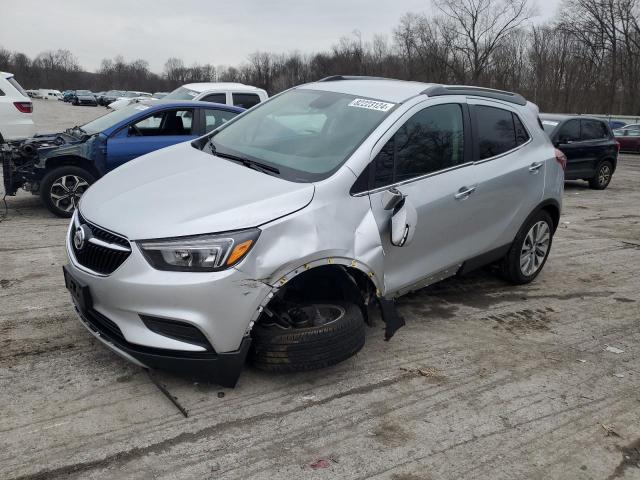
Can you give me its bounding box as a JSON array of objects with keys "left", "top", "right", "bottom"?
[{"left": 348, "top": 98, "right": 395, "bottom": 112}]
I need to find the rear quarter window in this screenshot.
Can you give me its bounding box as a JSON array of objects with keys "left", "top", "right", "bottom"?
[
  {"left": 581, "top": 120, "right": 609, "bottom": 140},
  {"left": 232, "top": 93, "right": 261, "bottom": 108}
]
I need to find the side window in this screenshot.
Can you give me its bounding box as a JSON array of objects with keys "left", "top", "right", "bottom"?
[
  {"left": 372, "top": 103, "right": 465, "bottom": 187},
  {"left": 204, "top": 109, "right": 239, "bottom": 133},
  {"left": 0, "top": 88, "right": 4, "bottom": 96},
  {"left": 556, "top": 119, "right": 580, "bottom": 143},
  {"left": 130, "top": 109, "right": 193, "bottom": 136},
  {"left": 514, "top": 114, "right": 530, "bottom": 145},
  {"left": 232, "top": 93, "right": 261, "bottom": 108},
  {"left": 581, "top": 120, "right": 608, "bottom": 140},
  {"left": 476, "top": 106, "right": 516, "bottom": 159},
  {"left": 201, "top": 93, "right": 227, "bottom": 104}
]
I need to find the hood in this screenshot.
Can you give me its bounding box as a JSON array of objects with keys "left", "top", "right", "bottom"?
[{"left": 79, "top": 142, "right": 315, "bottom": 239}]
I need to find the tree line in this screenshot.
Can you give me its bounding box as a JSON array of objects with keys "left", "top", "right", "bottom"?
[{"left": 1, "top": 0, "right": 639, "bottom": 115}]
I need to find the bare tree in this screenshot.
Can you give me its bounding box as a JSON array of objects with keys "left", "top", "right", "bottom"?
[{"left": 433, "top": 0, "right": 535, "bottom": 82}]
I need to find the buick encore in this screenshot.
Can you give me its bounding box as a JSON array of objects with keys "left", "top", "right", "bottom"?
[{"left": 63, "top": 77, "right": 564, "bottom": 387}]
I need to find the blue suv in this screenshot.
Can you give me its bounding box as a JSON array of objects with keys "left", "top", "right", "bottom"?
[{"left": 1, "top": 101, "right": 244, "bottom": 216}]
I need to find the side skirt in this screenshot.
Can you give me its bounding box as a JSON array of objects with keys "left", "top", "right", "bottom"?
[{"left": 457, "top": 243, "right": 511, "bottom": 276}]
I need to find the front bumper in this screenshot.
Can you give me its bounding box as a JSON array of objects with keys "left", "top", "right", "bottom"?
[
  {"left": 72, "top": 297, "right": 251, "bottom": 387},
  {"left": 64, "top": 216, "right": 271, "bottom": 385}
]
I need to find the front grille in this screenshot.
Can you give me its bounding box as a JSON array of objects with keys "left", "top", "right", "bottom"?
[{"left": 71, "top": 212, "right": 131, "bottom": 275}]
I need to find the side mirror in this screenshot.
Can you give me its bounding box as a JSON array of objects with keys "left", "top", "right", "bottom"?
[{"left": 390, "top": 196, "right": 417, "bottom": 247}]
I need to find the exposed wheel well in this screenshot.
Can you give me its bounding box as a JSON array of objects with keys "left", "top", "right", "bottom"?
[
  {"left": 258, "top": 265, "right": 378, "bottom": 326},
  {"left": 603, "top": 157, "right": 617, "bottom": 173},
  {"left": 44, "top": 156, "right": 100, "bottom": 179}
]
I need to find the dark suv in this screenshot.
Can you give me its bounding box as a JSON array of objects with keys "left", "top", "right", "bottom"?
[{"left": 540, "top": 114, "right": 619, "bottom": 189}]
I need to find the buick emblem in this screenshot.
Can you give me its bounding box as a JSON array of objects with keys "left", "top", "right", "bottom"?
[{"left": 73, "top": 225, "right": 90, "bottom": 250}]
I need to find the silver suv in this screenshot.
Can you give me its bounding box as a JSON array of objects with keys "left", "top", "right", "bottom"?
[{"left": 63, "top": 77, "right": 565, "bottom": 387}]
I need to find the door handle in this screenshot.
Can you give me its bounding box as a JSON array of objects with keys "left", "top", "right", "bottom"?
[
  {"left": 529, "top": 162, "right": 544, "bottom": 172},
  {"left": 454, "top": 185, "right": 477, "bottom": 200}
]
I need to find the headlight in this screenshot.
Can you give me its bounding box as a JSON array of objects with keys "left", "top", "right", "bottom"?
[{"left": 137, "top": 229, "right": 260, "bottom": 272}]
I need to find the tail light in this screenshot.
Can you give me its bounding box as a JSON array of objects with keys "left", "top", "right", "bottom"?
[
  {"left": 554, "top": 148, "right": 567, "bottom": 171},
  {"left": 13, "top": 101, "right": 33, "bottom": 113}
]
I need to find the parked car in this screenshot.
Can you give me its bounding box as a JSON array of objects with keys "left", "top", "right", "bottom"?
[
  {"left": 62, "top": 78, "right": 564, "bottom": 387},
  {"left": 0, "top": 71, "right": 35, "bottom": 142},
  {"left": 163, "top": 82, "right": 268, "bottom": 108},
  {"left": 62, "top": 90, "right": 76, "bottom": 102},
  {"left": 71, "top": 90, "right": 98, "bottom": 106},
  {"left": 540, "top": 113, "right": 618, "bottom": 189},
  {"left": 107, "top": 91, "right": 152, "bottom": 110},
  {"left": 39, "top": 89, "right": 63, "bottom": 100},
  {"left": 608, "top": 120, "right": 627, "bottom": 130},
  {"left": 618, "top": 123, "right": 640, "bottom": 133},
  {"left": 614, "top": 127, "right": 640, "bottom": 153},
  {"left": 1, "top": 101, "right": 243, "bottom": 216},
  {"left": 98, "top": 90, "right": 125, "bottom": 106}
]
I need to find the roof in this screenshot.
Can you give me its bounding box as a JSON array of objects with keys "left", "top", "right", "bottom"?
[
  {"left": 539, "top": 113, "right": 606, "bottom": 123},
  {"left": 302, "top": 77, "right": 528, "bottom": 105},
  {"left": 141, "top": 99, "right": 245, "bottom": 112},
  {"left": 303, "top": 78, "right": 435, "bottom": 103},
  {"left": 181, "top": 82, "right": 264, "bottom": 93}
]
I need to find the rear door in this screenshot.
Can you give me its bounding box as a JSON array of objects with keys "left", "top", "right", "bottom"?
[
  {"left": 580, "top": 119, "right": 615, "bottom": 175},
  {"left": 554, "top": 119, "right": 583, "bottom": 179},
  {"left": 465, "top": 101, "right": 545, "bottom": 257},
  {"left": 106, "top": 108, "right": 198, "bottom": 170}
]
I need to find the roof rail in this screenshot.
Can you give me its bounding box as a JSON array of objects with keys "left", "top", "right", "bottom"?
[
  {"left": 317, "top": 75, "right": 390, "bottom": 82},
  {"left": 423, "top": 85, "right": 527, "bottom": 106}
]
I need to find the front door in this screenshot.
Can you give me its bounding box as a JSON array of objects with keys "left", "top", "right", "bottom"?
[
  {"left": 367, "top": 101, "right": 478, "bottom": 295},
  {"left": 106, "top": 108, "right": 198, "bottom": 170}
]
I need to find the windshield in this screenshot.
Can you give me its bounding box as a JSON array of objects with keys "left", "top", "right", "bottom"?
[
  {"left": 81, "top": 104, "right": 149, "bottom": 134},
  {"left": 76, "top": 90, "right": 92, "bottom": 95},
  {"left": 208, "top": 89, "right": 395, "bottom": 182},
  {"left": 164, "top": 86, "right": 200, "bottom": 100}
]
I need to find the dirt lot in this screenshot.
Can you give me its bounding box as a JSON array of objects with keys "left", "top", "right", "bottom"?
[{"left": 1, "top": 100, "right": 639, "bottom": 480}]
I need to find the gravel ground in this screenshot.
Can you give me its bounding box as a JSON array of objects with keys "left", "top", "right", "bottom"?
[{"left": 1, "top": 100, "right": 639, "bottom": 480}]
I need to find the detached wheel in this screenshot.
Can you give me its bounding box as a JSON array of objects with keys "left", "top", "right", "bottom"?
[
  {"left": 251, "top": 301, "right": 365, "bottom": 372},
  {"left": 40, "top": 166, "right": 95, "bottom": 217},
  {"left": 589, "top": 160, "right": 613, "bottom": 190},
  {"left": 500, "top": 210, "right": 554, "bottom": 285}
]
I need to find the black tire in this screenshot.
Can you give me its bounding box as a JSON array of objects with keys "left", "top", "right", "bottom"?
[
  {"left": 251, "top": 301, "right": 365, "bottom": 372},
  {"left": 588, "top": 160, "right": 613, "bottom": 190},
  {"left": 500, "top": 210, "right": 554, "bottom": 285},
  {"left": 40, "top": 166, "right": 95, "bottom": 217}
]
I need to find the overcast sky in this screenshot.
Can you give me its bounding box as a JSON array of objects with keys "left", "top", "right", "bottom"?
[{"left": 1, "top": 0, "right": 561, "bottom": 73}]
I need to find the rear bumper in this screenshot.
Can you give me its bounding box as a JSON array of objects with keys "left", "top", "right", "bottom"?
[
  {"left": 1, "top": 120, "right": 35, "bottom": 141},
  {"left": 73, "top": 301, "right": 252, "bottom": 387}
]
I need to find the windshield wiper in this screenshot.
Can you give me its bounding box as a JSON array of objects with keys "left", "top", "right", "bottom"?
[{"left": 208, "top": 142, "right": 280, "bottom": 175}]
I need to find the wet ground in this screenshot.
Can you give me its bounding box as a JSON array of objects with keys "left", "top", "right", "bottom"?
[{"left": 1, "top": 100, "right": 639, "bottom": 479}]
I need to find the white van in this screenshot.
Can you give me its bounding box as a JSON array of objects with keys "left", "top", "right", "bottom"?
[
  {"left": 39, "top": 89, "right": 63, "bottom": 100},
  {"left": 162, "top": 83, "right": 268, "bottom": 108}
]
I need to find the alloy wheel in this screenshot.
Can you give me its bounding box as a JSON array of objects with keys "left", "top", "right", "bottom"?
[
  {"left": 598, "top": 164, "right": 611, "bottom": 187},
  {"left": 519, "top": 220, "right": 550, "bottom": 277},
  {"left": 50, "top": 175, "right": 89, "bottom": 213}
]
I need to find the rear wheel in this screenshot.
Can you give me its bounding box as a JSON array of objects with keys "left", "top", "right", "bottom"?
[
  {"left": 40, "top": 166, "right": 95, "bottom": 217},
  {"left": 589, "top": 160, "right": 613, "bottom": 190},
  {"left": 251, "top": 301, "right": 365, "bottom": 372},
  {"left": 500, "top": 210, "right": 554, "bottom": 285}
]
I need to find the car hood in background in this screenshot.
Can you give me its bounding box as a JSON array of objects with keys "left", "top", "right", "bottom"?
[{"left": 79, "top": 142, "right": 315, "bottom": 239}]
